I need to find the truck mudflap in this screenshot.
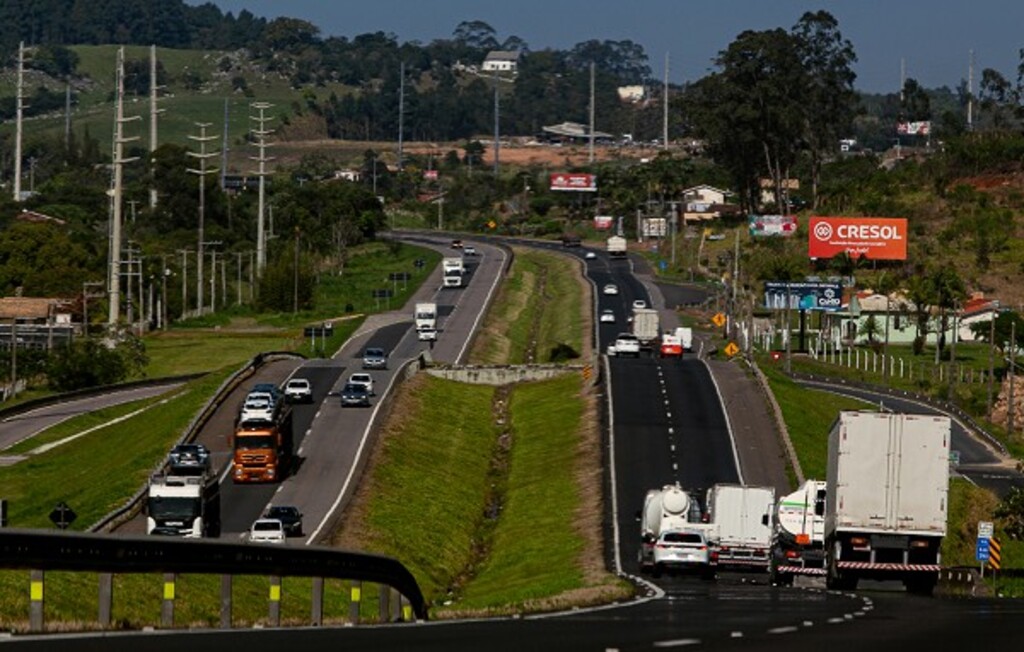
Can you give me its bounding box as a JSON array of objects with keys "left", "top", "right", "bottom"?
[
  {"left": 837, "top": 562, "right": 942, "bottom": 571},
  {"left": 776, "top": 565, "right": 827, "bottom": 576}
]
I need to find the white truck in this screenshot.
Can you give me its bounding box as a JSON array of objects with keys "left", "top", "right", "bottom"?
[
  {"left": 415, "top": 302, "right": 438, "bottom": 341},
  {"left": 607, "top": 235, "right": 627, "bottom": 258},
  {"left": 631, "top": 308, "right": 660, "bottom": 352},
  {"left": 824, "top": 411, "right": 949, "bottom": 594},
  {"left": 442, "top": 257, "right": 464, "bottom": 288},
  {"left": 769, "top": 479, "right": 827, "bottom": 585},
  {"left": 638, "top": 483, "right": 708, "bottom": 574},
  {"left": 679, "top": 327, "right": 693, "bottom": 352},
  {"left": 145, "top": 474, "right": 221, "bottom": 538},
  {"left": 704, "top": 483, "right": 775, "bottom": 570}
]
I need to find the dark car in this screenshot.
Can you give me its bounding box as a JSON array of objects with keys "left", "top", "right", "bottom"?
[
  {"left": 362, "top": 347, "right": 388, "bottom": 370},
  {"left": 341, "top": 382, "right": 371, "bottom": 407},
  {"left": 251, "top": 382, "right": 283, "bottom": 403},
  {"left": 167, "top": 443, "right": 211, "bottom": 476},
  {"left": 265, "top": 505, "right": 303, "bottom": 537}
]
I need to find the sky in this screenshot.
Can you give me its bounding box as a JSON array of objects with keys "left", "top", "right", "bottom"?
[{"left": 189, "top": 1, "right": 1024, "bottom": 94}]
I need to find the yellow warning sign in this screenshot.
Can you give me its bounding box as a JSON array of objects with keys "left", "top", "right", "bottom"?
[
  {"left": 712, "top": 312, "right": 726, "bottom": 328},
  {"left": 724, "top": 342, "right": 740, "bottom": 357},
  {"left": 989, "top": 537, "right": 1002, "bottom": 570},
  {"left": 487, "top": 220, "right": 497, "bottom": 229}
]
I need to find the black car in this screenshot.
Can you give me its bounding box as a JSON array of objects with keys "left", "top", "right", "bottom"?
[
  {"left": 167, "top": 443, "right": 211, "bottom": 476},
  {"left": 341, "top": 382, "right": 371, "bottom": 407},
  {"left": 265, "top": 505, "right": 303, "bottom": 537}
]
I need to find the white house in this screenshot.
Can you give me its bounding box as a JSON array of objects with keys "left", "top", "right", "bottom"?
[
  {"left": 482, "top": 51, "right": 520, "bottom": 74},
  {"left": 682, "top": 185, "right": 732, "bottom": 221}
]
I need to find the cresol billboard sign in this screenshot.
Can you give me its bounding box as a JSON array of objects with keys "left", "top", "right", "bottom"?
[{"left": 808, "top": 216, "right": 907, "bottom": 260}]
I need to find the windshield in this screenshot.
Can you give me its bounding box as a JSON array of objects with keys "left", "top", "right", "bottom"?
[
  {"left": 148, "top": 497, "right": 199, "bottom": 521},
  {"left": 235, "top": 435, "right": 276, "bottom": 450},
  {"left": 253, "top": 521, "right": 281, "bottom": 532}
]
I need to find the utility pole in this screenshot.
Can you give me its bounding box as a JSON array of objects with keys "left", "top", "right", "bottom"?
[
  {"left": 236, "top": 252, "right": 243, "bottom": 306},
  {"left": 588, "top": 61, "right": 595, "bottom": 164},
  {"left": 221, "top": 98, "right": 229, "bottom": 190},
  {"left": 293, "top": 228, "right": 300, "bottom": 315},
  {"left": 177, "top": 249, "right": 190, "bottom": 319},
  {"left": 149, "top": 44, "right": 164, "bottom": 209},
  {"left": 493, "top": 75, "right": 500, "bottom": 177},
  {"left": 1009, "top": 320, "right": 1016, "bottom": 437},
  {"left": 187, "top": 122, "right": 219, "bottom": 315},
  {"left": 967, "top": 50, "right": 975, "bottom": 131},
  {"left": 988, "top": 313, "right": 996, "bottom": 418},
  {"left": 663, "top": 52, "right": 670, "bottom": 151},
  {"left": 65, "top": 80, "right": 72, "bottom": 152},
  {"left": 13, "top": 42, "right": 25, "bottom": 202},
  {"left": 108, "top": 47, "right": 140, "bottom": 327},
  {"left": 397, "top": 61, "right": 405, "bottom": 171},
  {"left": 161, "top": 254, "right": 169, "bottom": 330},
  {"left": 250, "top": 102, "right": 274, "bottom": 277}
]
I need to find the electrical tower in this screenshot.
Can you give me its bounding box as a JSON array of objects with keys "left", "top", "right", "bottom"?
[
  {"left": 187, "top": 123, "right": 220, "bottom": 315},
  {"left": 108, "top": 47, "right": 141, "bottom": 327}
]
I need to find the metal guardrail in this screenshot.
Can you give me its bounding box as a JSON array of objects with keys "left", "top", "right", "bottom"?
[
  {"left": 89, "top": 352, "right": 305, "bottom": 532},
  {"left": 0, "top": 528, "right": 427, "bottom": 621}
]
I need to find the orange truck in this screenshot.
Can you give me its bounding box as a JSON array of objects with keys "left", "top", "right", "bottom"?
[{"left": 232, "top": 408, "right": 293, "bottom": 483}]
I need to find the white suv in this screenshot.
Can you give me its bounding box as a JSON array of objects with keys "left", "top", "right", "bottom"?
[
  {"left": 652, "top": 529, "right": 715, "bottom": 579},
  {"left": 249, "top": 518, "right": 286, "bottom": 545},
  {"left": 284, "top": 378, "right": 313, "bottom": 403},
  {"left": 610, "top": 333, "right": 640, "bottom": 357}
]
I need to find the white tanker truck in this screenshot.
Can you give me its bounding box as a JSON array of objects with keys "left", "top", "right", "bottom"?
[{"left": 769, "top": 479, "right": 827, "bottom": 585}]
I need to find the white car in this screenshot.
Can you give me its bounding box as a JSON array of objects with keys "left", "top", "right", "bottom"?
[
  {"left": 249, "top": 518, "right": 286, "bottom": 545},
  {"left": 239, "top": 398, "right": 275, "bottom": 422},
  {"left": 348, "top": 372, "right": 374, "bottom": 395},
  {"left": 464, "top": 245, "right": 477, "bottom": 256},
  {"left": 283, "top": 378, "right": 313, "bottom": 403},
  {"left": 584, "top": 251, "right": 596, "bottom": 260},
  {"left": 610, "top": 332, "right": 640, "bottom": 357},
  {"left": 599, "top": 309, "right": 616, "bottom": 324},
  {"left": 632, "top": 299, "right": 647, "bottom": 310},
  {"left": 651, "top": 529, "right": 715, "bottom": 579},
  {"left": 603, "top": 284, "right": 619, "bottom": 295},
  {"left": 418, "top": 327, "right": 438, "bottom": 341}
]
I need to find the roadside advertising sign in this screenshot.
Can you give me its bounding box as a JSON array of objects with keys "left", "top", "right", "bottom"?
[
  {"left": 550, "top": 172, "right": 597, "bottom": 192},
  {"left": 642, "top": 218, "right": 667, "bottom": 237},
  {"left": 897, "top": 121, "right": 931, "bottom": 136},
  {"left": 423, "top": 169, "right": 438, "bottom": 180},
  {"left": 808, "top": 216, "right": 907, "bottom": 261},
  {"left": 749, "top": 214, "right": 797, "bottom": 237},
  {"left": 593, "top": 215, "right": 614, "bottom": 230},
  {"left": 764, "top": 281, "right": 843, "bottom": 312}
]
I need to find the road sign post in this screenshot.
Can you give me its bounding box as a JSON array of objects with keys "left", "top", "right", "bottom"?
[{"left": 48, "top": 502, "right": 76, "bottom": 530}]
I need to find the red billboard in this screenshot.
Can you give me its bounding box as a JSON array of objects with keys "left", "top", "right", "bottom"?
[
  {"left": 550, "top": 173, "right": 597, "bottom": 192},
  {"left": 593, "top": 215, "right": 613, "bottom": 230},
  {"left": 808, "top": 216, "right": 907, "bottom": 260}
]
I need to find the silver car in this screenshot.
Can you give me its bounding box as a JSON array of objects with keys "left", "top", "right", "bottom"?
[{"left": 362, "top": 347, "right": 388, "bottom": 370}]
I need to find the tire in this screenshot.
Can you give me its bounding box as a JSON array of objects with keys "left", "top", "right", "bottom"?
[{"left": 905, "top": 575, "right": 937, "bottom": 596}]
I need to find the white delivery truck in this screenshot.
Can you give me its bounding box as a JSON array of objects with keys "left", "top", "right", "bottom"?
[
  {"left": 824, "top": 411, "right": 949, "bottom": 594},
  {"left": 638, "top": 483, "right": 709, "bottom": 574},
  {"left": 442, "top": 257, "right": 464, "bottom": 288},
  {"left": 631, "top": 308, "right": 660, "bottom": 352},
  {"left": 415, "top": 302, "right": 438, "bottom": 341},
  {"left": 145, "top": 473, "right": 221, "bottom": 538},
  {"left": 705, "top": 484, "right": 775, "bottom": 571},
  {"left": 678, "top": 327, "right": 693, "bottom": 352},
  {"left": 769, "top": 479, "right": 827, "bottom": 585},
  {"left": 607, "top": 235, "right": 627, "bottom": 258}
]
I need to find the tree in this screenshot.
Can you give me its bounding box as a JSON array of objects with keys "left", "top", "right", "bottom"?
[
  {"left": 47, "top": 336, "right": 148, "bottom": 391},
  {"left": 452, "top": 20, "right": 498, "bottom": 51},
  {"left": 859, "top": 314, "right": 881, "bottom": 344}
]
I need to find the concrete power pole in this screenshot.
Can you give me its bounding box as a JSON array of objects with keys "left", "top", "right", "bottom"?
[
  {"left": 250, "top": 102, "right": 275, "bottom": 277},
  {"left": 967, "top": 50, "right": 974, "bottom": 130},
  {"left": 588, "top": 61, "right": 595, "bottom": 164},
  {"left": 108, "top": 47, "right": 140, "bottom": 327},
  {"left": 149, "top": 44, "right": 164, "bottom": 209},
  {"left": 13, "top": 42, "right": 25, "bottom": 202},
  {"left": 397, "top": 61, "right": 405, "bottom": 171},
  {"left": 187, "top": 123, "right": 220, "bottom": 315},
  {"left": 493, "top": 76, "right": 500, "bottom": 177},
  {"left": 663, "top": 52, "right": 669, "bottom": 151}
]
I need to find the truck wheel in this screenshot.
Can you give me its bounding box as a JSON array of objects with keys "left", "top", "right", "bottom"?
[{"left": 905, "top": 576, "right": 937, "bottom": 596}]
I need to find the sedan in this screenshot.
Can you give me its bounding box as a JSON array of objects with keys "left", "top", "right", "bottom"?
[
  {"left": 632, "top": 299, "right": 647, "bottom": 310},
  {"left": 584, "top": 251, "right": 596, "bottom": 260},
  {"left": 340, "top": 382, "right": 371, "bottom": 407},
  {"left": 265, "top": 505, "right": 303, "bottom": 537},
  {"left": 362, "top": 347, "right": 388, "bottom": 370},
  {"left": 603, "top": 284, "right": 619, "bottom": 295},
  {"left": 599, "top": 309, "right": 616, "bottom": 324}
]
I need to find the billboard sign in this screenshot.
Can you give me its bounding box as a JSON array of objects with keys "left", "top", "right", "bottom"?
[
  {"left": 764, "top": 281, "right": 843, "bottom": 312},
  {"left": 550, "top": 173, "right": 597, "bottom": 192},
  {"left": 642, "top": 218, "right": 667, "bottom": 237},
  {"left": 593, "top": 215, "right": 614, "bottom": 230},
  {"left": 808, "top": 216, "right": 907, "bottom": 260},
  {"left": 749, "top": 214, "right": 797, "bottom": 237},
  {"left": 423, "top": 169, "right": 438, "bottom": 180},
  {"left": 897, "top": 121, "right": 931, "bottom": 136}
]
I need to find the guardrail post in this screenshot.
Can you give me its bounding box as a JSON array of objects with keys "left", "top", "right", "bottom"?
[
  {"left": 378, "top": 584, "right": 390, "bottom": 622},
  {"left": 311, "top": 577, "right": 324, "bottom": 626},
  {"left": 220, "top": 574, "right": 232, "bottom": 629},
  {"left": 401, "top": 596, "right": 413, "bottom": 622},
  {"left": 391, "top": 587, "right": 401, "bottom": 622},
  {"left": 29, "top": 569, "right": 44, "bottom": 632},
  {"left": 98, "top": 572, "right": 113, "bottom": 627},
  {"left": 348, "top": 580, "right": 362, "bottom": 624},
  {"left": 161, "top": 573, "right": 175, "bottom": 628},
  {"left": 268, "top": 575, "right": 281, "bottom": 627}
]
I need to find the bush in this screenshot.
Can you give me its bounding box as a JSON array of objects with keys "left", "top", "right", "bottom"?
[
  {"left": 47, "top": 335, "right": 148, "bottom": 391},
  {"left": 548, "top": 342, "right": 579, "bottom": 363}
]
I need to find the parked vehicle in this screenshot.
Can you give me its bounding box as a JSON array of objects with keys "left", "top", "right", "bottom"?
[
  {"left": 283, "top": 378, "right": 313, "bottom": 404},
  {"left": 348, "top": 372, "right": 374, "bottom": 395},
  {"left": 608, "top": 332, "right": 640, "bottom": 357},
  {"left": 362, "top": 347, "right": 388, "bottom": 370},
  {"left": 638, "top": 483, "right": 707, "bottom": 574},
  {"left": 146, "top": 474, "right": 220, "bottom": 538},
  {"left": 704, "top": 484, "right": 775, "bottom": 571},
  {"left": 630, "top": 308, "right": 660, "bottom": 350},
  {"left": 249, "top": 518, "right": 286, "bottom": 545},
  {"left": 824, "top": 411, "right": 949, "bottom": 594},
  {"left": 167, "top": 443, "right": 211, "bottom": 476},
  {"left": 232, "top": 407, "right": 293, "bottom": 483},
  {"left": 265, "top": 505, "right": 303, "bottom": 537},
  {"left": 607, "top": 235, "right": 627, "bottom": 258},
  {"left": 341, "top": 382, "right": 372, "bottom": 407},
  {"left": 770, "top": 480, "right": 827, "bottom": 585}
]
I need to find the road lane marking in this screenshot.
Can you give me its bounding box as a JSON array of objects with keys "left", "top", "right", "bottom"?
[
  {"left": 654, "top": 639, "right": 701, "bottom": 648},
  {"left": 768, "top": 626, "right": 798, "bottom": 634}
]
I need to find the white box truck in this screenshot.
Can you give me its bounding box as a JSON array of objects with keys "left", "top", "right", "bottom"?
[
  {"left": 442, "top": 257, "right": 464, "bottom": 288},
  {"left": 705, "top": 484, "right": 775, "bottom": 570},
  {"left": 415, "top": 302, "right": 438, "bottom": 340},
  {"left": 638, "top": 483, "right": 710, "bottom": 575},
  {"left": 631, "top": 308, "right": 660, "bottom": 351},
  {"left": 145, "top": 474, "right": 221, "bottom": 538},
  {"left": 824, "top": 411, "right": 949, "bottom": 594},
  {"left": 769, "top": 479, "right": 827, "bottom": 585},
  {"left": 607, "top": 235, "right": 627, "bottom": 258}
]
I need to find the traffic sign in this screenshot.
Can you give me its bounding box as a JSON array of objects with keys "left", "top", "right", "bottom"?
[
  {"left": 724, "top": 342, "right": 740, "bottom": 357},
  {"left": 414, "top": 259, "right": 425, "bottom": 268},
  {"left": 989, "top": 537, "right": 1002, "bottom": 570},
  {"left": 49, "top": 502, "right": 76, "bottom": 530},
  {"left": 978, "top": 521, "right": 994, "bottom": 539},
  {"left": 976, "top": 538, "right": 990, "bottom": 562},
  {"left": 712, "top": 312, "right": 726, "bottom": 328}
]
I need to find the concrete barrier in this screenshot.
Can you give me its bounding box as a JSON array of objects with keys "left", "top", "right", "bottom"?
[
  {"left": 936, "top": 567, "right": 990, "bottom": 598},
  {"left": 425, "top": 365, "right": 577, "bottom": 386}
]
